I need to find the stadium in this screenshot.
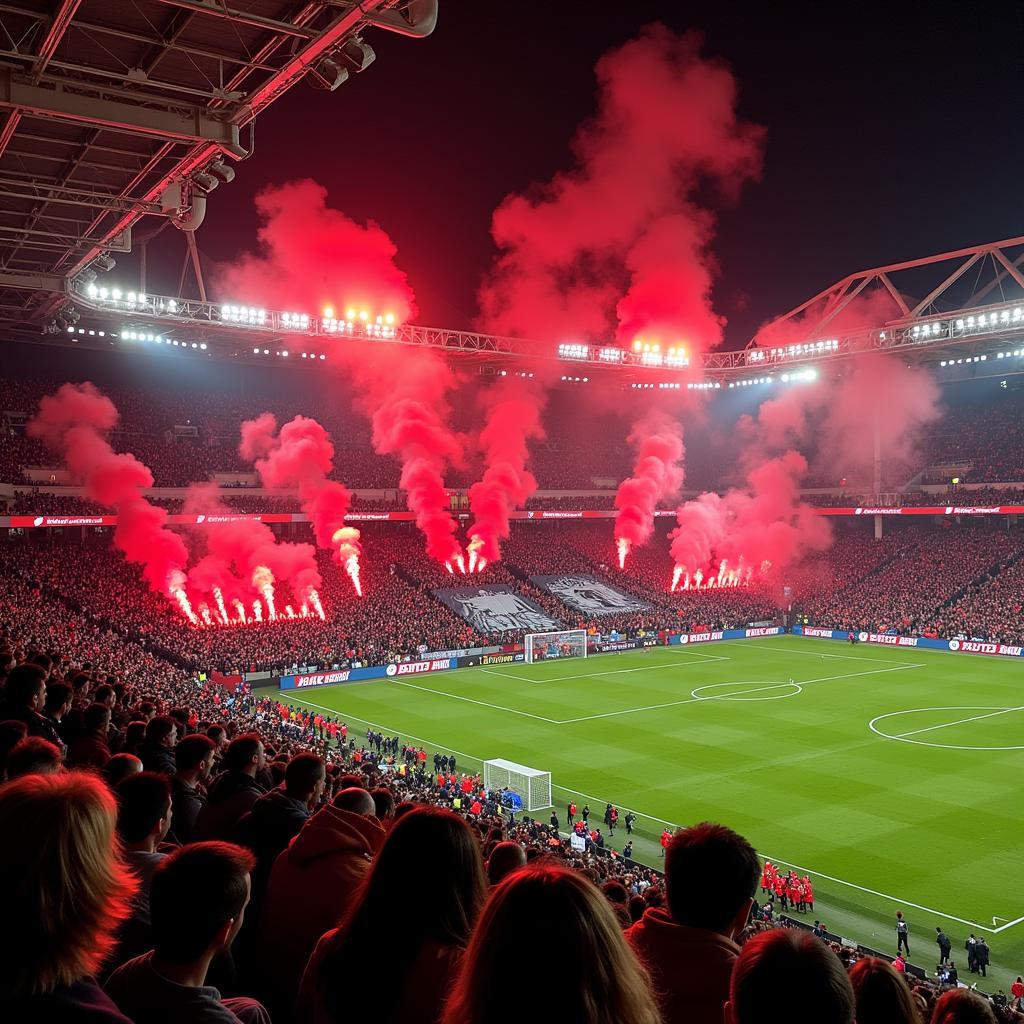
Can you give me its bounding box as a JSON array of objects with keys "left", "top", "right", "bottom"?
[{"left": 1, "top": 3, "right": 1022, "bottom": 1023}]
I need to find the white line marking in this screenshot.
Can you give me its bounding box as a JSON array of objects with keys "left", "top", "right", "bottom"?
[
  {"left": 720, "top": 641, "right": 912, "bottom": 664},
  {"left": 896, "top": 705, "right": 1024, "bottom": 738},
  {"left": 869, "top": 707, "right": 1024, "bottom": 751},
  {"left": 285, "top": 692, "right": 1022, "bottom": 934},
  {"left": 480, "top": 652, "right": 729, "bottom": 685},
  {"left": 387, "top": 679, "right": 562, "bottom": 724}
]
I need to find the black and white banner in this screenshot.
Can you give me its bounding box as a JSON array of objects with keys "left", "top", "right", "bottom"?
[
  {"left": 531, "top": 574, "right": 652, "bottom": 616},
  {"left": 435, "top": 585, "right": 561, "bottom": 633}
]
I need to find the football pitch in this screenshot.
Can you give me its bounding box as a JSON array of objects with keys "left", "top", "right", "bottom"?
[{"left": 284, "top": 635, "right": 1024, "bottom": 986}]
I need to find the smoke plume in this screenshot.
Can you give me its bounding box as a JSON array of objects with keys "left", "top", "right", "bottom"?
[
  {"left": 216, "top": 178, "right": 416, "bottom": 323},
  {"left": 346, "top": 346, "right": 464, "bottom": 567},
  {"left": 466, "top": 380, "right": 547, "bottom": 569},
  {"left": 478, "top": 25, "right": 763, "bottom": 354},
  {"left": 239, "top": 413, "right": 363, "bottom": 594},
  {"left": 27, "top": 383, "right": 192, "bottom": 614},
  {"left": 614, "top": 412, "right": 684, "bottom": 567}
]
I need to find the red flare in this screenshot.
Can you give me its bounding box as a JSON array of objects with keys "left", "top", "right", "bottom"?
[
  {"left": 285, "top": 605, "right": 296, "bottom": 620},
  {"left": 455, "top": 553, "right": 467, "bottom": 575},
  {"left": 253, "top": 565, "right": 277, "bottom": 620},
  {"left": 332, "top": 527, "right": 362, "bottom": 597},
  {"left": 234, "top": 599, "right": 247, "bottom": 625},
  {"left": 616, "top": 537, "right": 630, "bottom": 570},
  {"left": 253, "top": 600, "right": 263, "bottom": 622},
  {"left": 308, "top": 588, "right": 326, "bottom": 620}
]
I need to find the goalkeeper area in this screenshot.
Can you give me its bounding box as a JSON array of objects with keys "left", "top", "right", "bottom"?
[{"left": 285, "top": 634, "right": 1024, "bottom": 989}]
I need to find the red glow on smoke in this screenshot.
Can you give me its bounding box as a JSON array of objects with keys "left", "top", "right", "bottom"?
[
  {"left": 27, "top": 383, "right": 192, "bottom": 614},
  {"left": 478, "top": 26, "right": 762, "bottom": 352},
  {"left": 239, "top": 413, "right": 363, "bottom": 597},
  {"left": 216, "top": 178, "right": 416, "bottom": 325},
  {"left": 614, "top": 412, "right": 684, "bottom": 568},
  {"left": 466, "top": 380, "right": 546, "bottom": 568}
]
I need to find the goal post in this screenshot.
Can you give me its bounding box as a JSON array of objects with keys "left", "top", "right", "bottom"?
[
  {"left": 483, "top": 758, "right": 552, "bottom": 812},
  {"left": 524, "top": 628, "right": 588, "bottom": 663}
]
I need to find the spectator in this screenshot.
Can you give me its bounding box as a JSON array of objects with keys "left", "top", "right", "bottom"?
[
  {"left": 930, "top": 989, "right": 997, "bottom": 1024},
  {"left": 256, "top": 786, "right": 385, "bottom": 1016},
  {"left": 66, "top": 702, "right": 113, "bottom": 770},
  {"left": 113, "top": 772, "right": 173, "bottom": 968},
  {"left": 194, "top": 733, "right": 266, "bottom": 841},
  {"left": 105, "top": 841, "right": 270, "bottom": 1024},
  {"left": 234, "top": 751, "right": 325, "bottom": 901},
  {"left": 139, "top": 716, "right": 178, "bottom": 775},
  {"left": 627, "top": 821, "right": 759, "bottom": 1024},
  {"left": 171, "top": 733, "right": 216, "bottom": 844},
  {"left": 43, "top": 680, "right": 73, "bottom": 740},
  {"left": 727, "top": 928, "right": 855, "bottom": 1024},
  {"left": 104, "top": 753, "right": 144, "bottom": 788},
  {"left": 6, "top": 735, "right": 62, "bottom": 779},
  {"left": 300, "top": 806, "right": 487, "bottom": 1024},
  {"left": 0, "top": 662, "right": 62, "bottom": 747},
  {"left": 0, "top": 773, "right": 137, "bottom": 1022},
  {"left": 444, "top": 863, "right": 660, "bottom": 1024},
  {"left": 849, "top": 957, "right": 921, "bottom": 1024},
  {"left": 0, "top": 718, "right": 29, "bottom": 780},
  {"left": 486, "top": 840, "right": 527, "bottom": 886}
]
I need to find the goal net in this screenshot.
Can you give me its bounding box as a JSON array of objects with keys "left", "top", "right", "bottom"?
[
  {"left": 483, "top": 758, "right": 552, "bottom": 812},
  {"left": 524, "top": 628, "right": 588, "bottom": 664}
]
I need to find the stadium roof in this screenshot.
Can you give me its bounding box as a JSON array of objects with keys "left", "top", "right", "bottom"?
[{"left": 0, "top": 0, "right": 435, "bottom": 327}]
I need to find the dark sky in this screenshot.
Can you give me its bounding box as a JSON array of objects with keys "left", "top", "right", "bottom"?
[{"left": 182, "top": 0, "right": 1024, "bottom": 348}]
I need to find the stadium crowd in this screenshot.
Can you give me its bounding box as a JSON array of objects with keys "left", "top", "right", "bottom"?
[{"left": 1, "top": 606, "right": 1020, "bottom": 1024}]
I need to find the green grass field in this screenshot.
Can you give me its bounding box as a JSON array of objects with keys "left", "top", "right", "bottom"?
[{"left": 284, "top": 635, "right": 1024, "bottom": 989}]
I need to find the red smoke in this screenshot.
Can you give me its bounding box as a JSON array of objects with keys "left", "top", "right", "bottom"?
[
  {"left": 238, "top": 413, "right": 362, "bottom": 596},
  {"left": 183, "top": 483, "right": 323, "bottom": 620},
  {"left": 478, "top": 26, "right": 763, "bottom": 354},
  {"left": 27, "top": 383, "right": 192, "bottom": 612},
  {"left": 347, "top": 346, "right": 464, "bottom": 567},
  {"left": 669, "top": 451, "right": 830, "bottom": 590},
  {"left": 216, "top": 178, "right": 416, "bottom": 323},
  {"left": 467, "top": 380, "right": 547, "bottom": 568},
  {"left": 614, "top": 412, "right": 684, "bottom": 567}
]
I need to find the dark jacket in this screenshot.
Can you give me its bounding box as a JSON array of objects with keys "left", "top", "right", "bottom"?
[
  {"left": 139, "top": 741, "right": 176, "bottom": 776},
  {"left": 4, "top": 978, "right": 134, "bottom": 1024},
  {"left": 193, "top": 770, "right": 265, "bottom": 841},
  {"left": 233, "top": 787, "right": 311, "bottom": 898},
  {"left": 169, "top": 776, "right": 205, "bottom": 845},
  {"left": 66, "top": 730, "right": 112, "bottom": 771}
]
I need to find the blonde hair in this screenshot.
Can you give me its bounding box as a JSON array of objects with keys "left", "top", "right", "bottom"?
[
  {"left": 0, "top": 772, "right": 138, "bottom": 995},
  {"left": 444, "top": 863, "right": 661, "bottom": 1024}
]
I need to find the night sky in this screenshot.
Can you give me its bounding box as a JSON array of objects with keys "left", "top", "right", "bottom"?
[{"left": 179, "top": 0, "right": 1024, "bottom": 349}]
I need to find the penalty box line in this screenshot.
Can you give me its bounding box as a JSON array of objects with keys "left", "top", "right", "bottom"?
[
  {"left": 480, "top": 649, "right": 729, "bottom": 685},
  {"left": 285, "top": 692, "right": 1021, "bottom": 935}
]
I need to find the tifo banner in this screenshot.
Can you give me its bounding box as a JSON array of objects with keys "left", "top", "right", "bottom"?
[
  {"left": 531, "top": 574, "right": 652, "bottom": 615},
  {"left": 434, "top": 585, "right": 561, "bottom": 634},
  {"left": 793, "top": 626, "right": 1024, "bottom": 658}
]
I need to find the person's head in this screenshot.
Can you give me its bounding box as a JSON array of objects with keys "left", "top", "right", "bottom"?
[
  {"left": 370, "top": 787, "right": 395, "bottom": 820},
  {"left": 44, "top": 681, "right": 73, "bottom": 718},
  {"left": 487, "top": 840, "right": 527, "bottom": 886},
  {"left": 728, "top": 928, "right": 855, "bottom": 1024},
  {"left": 116, "top": 771, "right": 172, "bottom": 848},
  {"left": 6, "top": 737, "right": 63, "bottom": 779},
  {"left": 0, "top": 772, "right": 137, "bottom": 995},
  {"left": 150, "top": 842, "right": 255, "bottom": 964},
  {"left": 322, "top": 808, "right": 486, "bottom": 1018},
  {"left": 897, "top": 911, "right": 904, "bottom": 920},
  {"left": 0, "top": 718, "right": 29, "bottom": 777},
  {"left": 332, "top": 786, "right": 376, "bottom": 815},
  {"left": 93, "top": 683, "right": 116, "bottom": 709},
  {"left": 103, "top": 752, "right": 143, "bottom": 787},
  {"left": 664, "top": 821, "right": 759, "bottom": 936},
  {"left": 444, "top": 864, "right": 660, "bottom": 1024},
  {"left": 930, "top": 989, "right": 997, "bottom": 1024},
  {"left": 145, "top": 715, "right": 178, "bottom": 749},
  {"left": 849, "top": 957, "right": 921, "bottom": 1024},
  {"left": 4, "top": 663, "right": 47, "bottom": 711},
  {"left": 83, "top": 701, "right": 111, "bottom": 734},
  {"left": 176, "top": 733, "right": 215, "bottom": 780},
  {"left": 225, "top": 732, "right": 264, "bottom": 775},
  {"left": 206, "top": 723, "right": 228, "bottom": 751},
  {"left": 285, "top": 752, "right": 326, "bottom": 807}
]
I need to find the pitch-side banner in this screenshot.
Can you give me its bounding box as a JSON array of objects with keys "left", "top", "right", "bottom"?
[
  {"left": 793, "top": 625, "right": 1024, "bottom": 658},
  {"left": 434, "top": 585, "right": 560, "bottom": 634},
  {"left": 531, "top": 574, "right": 652, "bottom": 615}
]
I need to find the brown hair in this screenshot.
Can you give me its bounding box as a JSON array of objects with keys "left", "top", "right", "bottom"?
[
  {"left": 930, "top": 989, "right": 997, "bottom": 1024},
  {"left": 0, "top": 772, "right": 138, "bottom": 995},
  {"left": 444, "top": 863, "right": 660, "bottom": 1024},
  {"left": 849, "top": 957, "right": 921, "bottom": 1024}
]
